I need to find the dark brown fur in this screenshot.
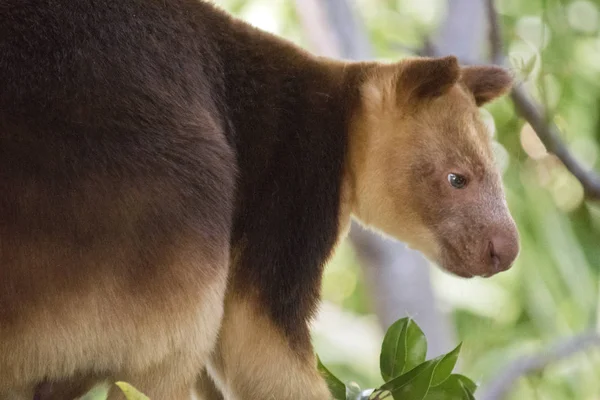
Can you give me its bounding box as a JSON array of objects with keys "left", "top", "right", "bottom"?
[
  {"left": 0, "top": 1, "right": 517, "bottom": 399},
  {"left": 217, "top": 18, "right": 361, "bottom": 347}
]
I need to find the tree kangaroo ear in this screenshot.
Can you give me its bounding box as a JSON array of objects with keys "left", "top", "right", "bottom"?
[
  {"left": 461, "top": 65, "right": 514, "bottom": 106},
  {"left": 397, "top": 55, "right": 460, "bottom": 102}
]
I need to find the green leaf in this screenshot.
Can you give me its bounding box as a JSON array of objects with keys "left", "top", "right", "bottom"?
[
  {"left": 430, "top": 343, "right": 462, "bottom": 387},
  {"left": 404, "top": 320, "right": 428, "bottom": 372},
  {"left": 380, "top": 318, "right": 427, "bottom": 381},
  {"left": 462, "top": 386, "right": 476, "bottom": 400},
  {"left": 378, "top": 359, "right": 439, "bottom": 400},
  {"left": 452, "top": 374, "right": 477, "bottom": 394},
  {"left": 368, "top": 389, "right": 391, "bottom": 400},
  {"left": 423, "top": 374, "right": 477, "bottom": 400},
  {"left": 380, "top": 319, "right": 408, "bottom": 381},
  {"left": 317, "top": 356, "right": 347, "bottom": 400},
  {"left": 379, "top": 361, "right": 432, "bottom": 391},
  {"left": 114, "top": 382, "right": 150, "bottom": 400},
  {"left": 379, "top": 344, "right": 465, "bottom": 400}
]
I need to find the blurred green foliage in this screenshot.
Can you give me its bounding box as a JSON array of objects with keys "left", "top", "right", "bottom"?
[{"left": 214, "top": 0, "right": 600, "bottom": 399}]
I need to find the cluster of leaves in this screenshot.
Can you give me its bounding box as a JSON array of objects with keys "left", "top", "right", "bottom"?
[{"left": 318, "top": 318, "right": 477, "bottom": 400}]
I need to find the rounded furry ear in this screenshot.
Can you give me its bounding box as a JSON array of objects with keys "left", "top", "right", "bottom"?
[
  {"left": 461, "top": 65, "right": 513, "bottom": 106},
  {"left": 397, "top": 56, "right": 460, "bottom": 101}
]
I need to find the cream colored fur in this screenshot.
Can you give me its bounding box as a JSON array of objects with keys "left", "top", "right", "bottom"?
[
  {"left": 0, "top": 252, "right": 228, "bottom": 400},
  {"left": 205, "top": 296, "right": 331, "bottom": 400}
]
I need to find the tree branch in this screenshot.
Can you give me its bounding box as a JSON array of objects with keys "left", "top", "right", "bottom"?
[
  {"left": 478, "top": 332, "right": 600, "bottom": 400},
  {"left": 510, "top": 87, "right": 600, "bottom": 198},
  {"left": 485, "top": 0, "right": 600, "bottom": 200},
  {"left": 485, "top": 0, "right": 504, "bottom": 66}
]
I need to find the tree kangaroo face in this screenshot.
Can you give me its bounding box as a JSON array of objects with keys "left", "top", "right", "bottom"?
[{"left": 350, "top": 56, "right": 519, "bottom": 278}]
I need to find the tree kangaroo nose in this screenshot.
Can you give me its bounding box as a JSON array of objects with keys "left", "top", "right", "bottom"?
[{"left": 487, "top": 231, "right": 519, "bottom": 273}]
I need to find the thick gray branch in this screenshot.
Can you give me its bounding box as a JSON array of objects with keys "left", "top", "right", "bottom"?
[{"left": 479, "top": 332, "right": 600, "bottom": 400}]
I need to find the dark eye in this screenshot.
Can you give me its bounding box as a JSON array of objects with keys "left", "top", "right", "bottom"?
[{"left": 448, "top": 173, "right": 467, "bottom": 189}]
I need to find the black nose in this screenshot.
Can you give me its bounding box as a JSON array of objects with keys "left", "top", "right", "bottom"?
[{"left": 488, "top": 233, "right": 519, "bottom": 272}]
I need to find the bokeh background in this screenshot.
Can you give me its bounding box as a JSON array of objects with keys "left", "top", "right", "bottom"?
[{"left": 211, "top": 1, "right": 600, "bottom": 399}]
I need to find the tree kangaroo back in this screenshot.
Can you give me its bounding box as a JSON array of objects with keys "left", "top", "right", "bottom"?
[
  {"left": 0, "top": 1, "right": 518, "bottom": 399},
  {"left": 0, "top": 0, "right": 236, "bottom": 398}
]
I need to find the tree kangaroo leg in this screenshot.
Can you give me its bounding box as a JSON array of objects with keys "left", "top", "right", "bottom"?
[
  {"left": 34, "top": 373, "right": 104, "bottom": 400},
  {"left": 195, "top": 368, "right": 224, "bottom": 400},
  {"left": 105, "top": 353, "right": 199, "bottom": 400},
  {"left": 206, "top": 294, "right": 330, "bottom": 400}
]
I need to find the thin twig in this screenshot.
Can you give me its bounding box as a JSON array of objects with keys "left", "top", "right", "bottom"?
[
  {"left": 486, "top": 0, "right": 600, "bottom": 199},
  {"left": 510, "top": 86, "right": 600, "bottom": 198},
  {"left": 478, "top": 332, "right": 600, "bottom": 400}
]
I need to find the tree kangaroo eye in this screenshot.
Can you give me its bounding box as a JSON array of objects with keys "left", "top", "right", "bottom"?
[{"left": 448, "top": 173, "right": 468, "bottom": 189}]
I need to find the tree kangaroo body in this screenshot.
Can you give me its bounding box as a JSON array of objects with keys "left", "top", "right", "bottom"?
[{"left": 0, "top": 1, "right": 519, "bottom": 399}]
